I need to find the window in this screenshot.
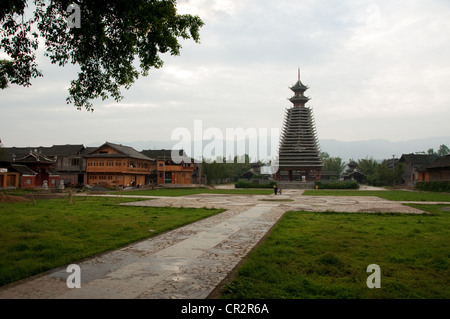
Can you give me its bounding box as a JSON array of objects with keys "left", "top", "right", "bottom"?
[
  {"left": 71, "top": 158, "right": 80, "bottom": 166},
  {"left": 26, "top": 179, "right": 31, "bottom": 185}
]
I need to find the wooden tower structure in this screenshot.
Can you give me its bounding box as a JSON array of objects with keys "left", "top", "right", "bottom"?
[{"left": 276, "top": 69, "right": 323, "bottom": 182}]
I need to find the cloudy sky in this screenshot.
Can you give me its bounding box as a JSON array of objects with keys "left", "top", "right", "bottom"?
[{"left": 1, "top": 0, "right": 450, "bottom": 155}]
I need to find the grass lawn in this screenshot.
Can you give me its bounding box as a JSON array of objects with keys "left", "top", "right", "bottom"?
[
  {"left": 111, "top": 188, "right": 273, "bottom": 197},
  {"left": 219, "top": 204, "right": 450, "bottom": 299},
  {"left": 303, "top": 189, "right": 450, "bottom": 202},
  {"left": 0, "top": 196, "right": 224, "bottom": 287}
]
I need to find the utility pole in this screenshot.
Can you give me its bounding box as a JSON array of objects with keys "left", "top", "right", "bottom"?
[{"left": 392, "top": 155, "right": 395, "bottom": 171}]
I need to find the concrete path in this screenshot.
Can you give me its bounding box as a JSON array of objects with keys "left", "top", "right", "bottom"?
[{"left": 0, "top": 189, "right": 434, "bottom": 299}]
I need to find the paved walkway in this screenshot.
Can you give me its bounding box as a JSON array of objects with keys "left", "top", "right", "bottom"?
[{"left": 0, "top": 190, "right": 434, "bottom": 299}]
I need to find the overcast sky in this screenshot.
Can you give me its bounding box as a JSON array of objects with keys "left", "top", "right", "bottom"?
[{"left": 1, "top": 0, "right": 450, "bottom": 153}]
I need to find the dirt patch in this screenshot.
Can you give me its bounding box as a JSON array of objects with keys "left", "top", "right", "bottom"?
[{"left": 0, "top": 193, "right": 30, "bottom": 203}]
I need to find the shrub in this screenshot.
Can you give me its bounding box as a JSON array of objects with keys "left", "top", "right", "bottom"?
[
  {"left": 235, "top": 180, "right": 276, "bottom": 189},
  {"left": 415, "top": 181, "right": 450, "bottom": 193},
  {"left": 315, "top": 181, "right": 359, "bottom": 189}
]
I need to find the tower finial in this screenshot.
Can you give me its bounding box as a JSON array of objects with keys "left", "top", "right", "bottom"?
[{"left": 298, "top": 67, "right": 300, "bottom": 81}]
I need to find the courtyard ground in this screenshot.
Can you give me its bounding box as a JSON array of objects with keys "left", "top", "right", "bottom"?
[{"left": 0, "top": 188, "right": 441, "bottom": 299}]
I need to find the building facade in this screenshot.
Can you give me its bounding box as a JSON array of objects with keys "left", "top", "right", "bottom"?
[
  {"left": 0, "top": 169, "right": 20, "bottom": 188},
  {"left": 399, "top": 154, "right": 439, "bottom": 186},
  {"left": 141, "top": 149, "right": 197, "bottom": 185},
  {"left": 84, "top": 142, "right": 155, "bottom": 187},
  {"left": 427, "top": 155, "right": 450, "bottom": 182},
  {"left": 1, "top": 145, "right": 91, "bottom": 188},
  {"left": 50, "top": 145, "right": 89, "bottom": 185}
]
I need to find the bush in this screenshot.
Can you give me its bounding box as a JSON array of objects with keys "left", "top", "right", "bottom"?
[
  {"left": 315, "top": 181, "right": 359, "bottom": 189},
  {"left": 235, "top": 180, "right": 276, "bottom": 189},
  {"left": 415, "top": 181, "right": 450, "bottom": 193}
]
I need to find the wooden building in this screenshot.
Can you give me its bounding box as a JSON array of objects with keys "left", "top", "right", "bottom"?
[
  {"left": 9, "top": 164, "right": 37, "bottom": 188},
  {"left": 1, "top": 145, "right": 90, "bottom": 188},
  {"left": 399, "top": 154, "right": 439, "bottom": 186},
  {"left": 84, "top": 142, "right": 155, "bottom": 187},
  {"left": 0, "top": 169, "right": 20, "bottom": 188},
  {"left": 276, "top": 69, "right": 323, "bottom": 185},
  {"left": 427, "top": 154, "right": 450, "bottom": 182},
  {"left": 15, "top": 150, "right": 59, "bottom": 188},
  {"left": 342, "top": 161, "right": 366, "bottom": 184},
  {"left": 49, "top": 144, "right": 89, "bottom": 185},
  {"left": 1, "top": 148, "right": 47, "bottom": 188},
  {"left": 140, "top": 149, "right": 197, "bottom": 185}
]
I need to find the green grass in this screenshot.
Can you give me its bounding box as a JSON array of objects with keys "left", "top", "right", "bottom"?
[
  {"left": 302, "top": 189, "right": 450, "bottom": 202},
  {"left": 0, "top": 196, "right": 224, "bottom": 287},
  {"left": 1, "top": 188, "right": 41, "bottom": 196},
  {"left": 111, "top": 188, "right": 273, "bottom": 197},
  {"left": 219, "top": 204, "right": 450, "bottom": 299}
]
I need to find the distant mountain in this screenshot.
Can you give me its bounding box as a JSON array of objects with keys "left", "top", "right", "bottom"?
[
  {"left": 87, "top": 136, "right": 450, "bottom": 164},
  {"left": 319, "top": 136, "right": 450, "bottom": 162}
]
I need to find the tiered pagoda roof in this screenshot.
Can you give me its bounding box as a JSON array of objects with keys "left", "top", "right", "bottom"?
[
  {"left": 278, "top": 107, "right": 323, "bottom": 168},
  {"left": 278, "top": 70, "right": 323, "bottom": 173},
  {"left": 288, "top": 69, "right": 310, "bottom": 107}
]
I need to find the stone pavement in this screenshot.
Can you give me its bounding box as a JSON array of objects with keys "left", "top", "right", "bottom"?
[{"left": 0, "top": 189, "right": 430, "bottom": 299}]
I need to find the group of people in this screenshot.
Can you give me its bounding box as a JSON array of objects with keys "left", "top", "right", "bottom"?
[{"left": 273, "top": 184, "right": 282, "bottom": 195}]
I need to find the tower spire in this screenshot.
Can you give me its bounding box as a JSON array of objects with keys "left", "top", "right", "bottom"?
[{"left": 289, "top": 68, "right": 309, "bottom": 107}]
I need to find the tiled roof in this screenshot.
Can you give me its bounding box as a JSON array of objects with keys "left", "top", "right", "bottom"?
[
  {"left": 46, "top": 145, "right": 85, "bottom": 156},
  {"left": 80, "top": 147, "right": 97, "bottom": 156},
  {"left": 141, "top": 149, "right": 190, "bottom": 160},
  {"left": 9, "top": 164, "right": 37, "bottom": 175},
  {"left": 1, "top": 145, "right": 86, "bottom": 162},
  {"left": 428, "top": 155, "right": 450, "bottom": 169},
  {"left": 15, "top": 151, "right": 55, "bottom": 164},
  {"left": 1, "top": 147, "right": 40, "bottom": 162},
  {"left": 84, "top": 142, "right": 153, "bottom": 160},
  {"left": 399, "top": 153, "right": 439, "bottom": 165}
]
